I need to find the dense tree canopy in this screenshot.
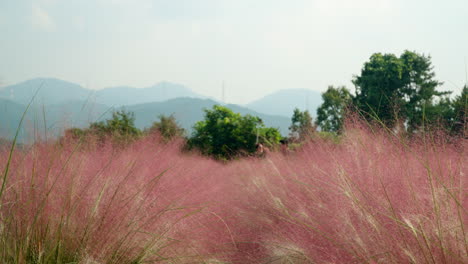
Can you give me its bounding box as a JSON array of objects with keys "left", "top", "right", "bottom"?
[
  {"left": 188, "top": 105, "right": 281, "bottom": 159},
  {"left": 449, "top": 85, "right": 467, "bottom": 137},
  {"left": 352, "top": 50, "right": 447, "bottom": 131},
  {"left": 316, "top": 86, "right": 352, "bottom": 133}
]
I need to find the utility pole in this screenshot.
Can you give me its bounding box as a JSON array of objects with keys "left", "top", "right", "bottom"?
[
  {"left": 222, "top": 81, "right": 225, "bottom": 104},
  {"left": 465, "top": 57, "right": 467, "bottom": 86}
]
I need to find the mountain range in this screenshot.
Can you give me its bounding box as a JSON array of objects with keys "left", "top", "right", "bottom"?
[
  {"left": 0, "top": 78, "right": 322, "bottom": 141},
  {"left": 246, "top": 89, "right": 322, "bottom": 118}
]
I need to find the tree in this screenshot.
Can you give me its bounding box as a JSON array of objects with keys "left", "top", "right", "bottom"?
[
  {"left": 147, "top": 114, "right": 185, "bottom": 142},
  {"left": 353, "top": 50, "right": 447, "bottom": 131},
  {"left": 450, "top": 85, "right": 467, "bottom": 137},
  {"left": 400, "top": 51, "right": 449, "bottom": 132},
  {"left": 187, "top": 105, "right": 281, "bottom": 159},
  {"left": 257, "top": 127, "right": 282, "bottom": 149},
  {"left": 316, "top": 86, "right": 352, "bottom": 133},
  {"left": 353, "top": 53, "right": 405, "bottom": 127},
  {"left": 90, "top": 110, "right": 141, "bottom": 144},
  {"left": 289, "top": 108, "right": 316, "bottom": 140}
]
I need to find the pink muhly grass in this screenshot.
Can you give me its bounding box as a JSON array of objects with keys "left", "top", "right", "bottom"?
[
  {"left": 0, "top": 122, "right": 466, "bottom": 263},
  {"left": 0, "top": 135, "right": 237, "bottom": 263},
  {"left": 220, "top": 122, "right": 467, "bottom": 263}
]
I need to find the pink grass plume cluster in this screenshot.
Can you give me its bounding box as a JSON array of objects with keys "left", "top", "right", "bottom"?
[{"left": 0, "top": 123, "right": 466, "bottom": 263}]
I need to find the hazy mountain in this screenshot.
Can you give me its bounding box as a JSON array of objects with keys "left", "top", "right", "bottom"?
[
  {"left": 0, "top": 98, "right": 28, "bottom": 140},
  {"left": 246, "top": 89, "right": 322, "bottom": 118},
  {"left": 0, "top": 78, "right": 295, "bottom": 139},
  {"left": 0, "top": 79, "right": 205, "bottom": 108},
  {"left": 126, "top": 98, "right": 291, "bottom": 136},
  {"left": 0, "top": 98, "right": 111, "bottom": 142},
  {"left": 41, "top": 100, "right": 111, "bottom": 131},
  {"left": 1, "top": 97, "right": 291, "bottom": 141},
  {"left": 94, "top": 82, "right": 205, "bottom": 106},
  {"left": 0, "top": 78, "right": 91, "bottom": 106}
]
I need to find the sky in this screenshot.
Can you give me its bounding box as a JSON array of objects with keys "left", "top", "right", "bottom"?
[{"left": 0, "top": 0, "right": 467, "bottom": 104}]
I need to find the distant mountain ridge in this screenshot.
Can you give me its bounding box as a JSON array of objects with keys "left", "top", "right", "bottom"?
[
  {"left": 126, "top": 98, "right": 290, "bottom": 136},
  {"left": 246, "top": 89, "right": 322, "bottom": 118},
  {"left": 0, "top": 98, "right": 28, "bottom": 140},
  {"left": 0, "top": 97, "right": 291, "bottom": 141},
  {"left": 94, "top": 82, "right": 206, "bottom": 106},
  {"left": 0, "top": 78, "right": 299, "bottom": 141},
  {"left": 0, "top": 78, "right": 205, "bottom": 106},
  {"left": 0, "top": 78, "right": 91, "bottom": 105}
]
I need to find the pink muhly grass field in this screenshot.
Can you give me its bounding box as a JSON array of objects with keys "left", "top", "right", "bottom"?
[{"left": 0, "top": 125, "right": 466, "bottom": 263}]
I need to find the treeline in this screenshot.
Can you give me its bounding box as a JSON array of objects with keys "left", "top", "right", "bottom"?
[
  {"left": 64, "top": 110, "right": 184, "bottom": 145},
  {"left": 63, "top": 103, "right": 320, "bottom": 159},
  {"left": 316, "top": 50, "right": 467, "bottom": 136},
  {"left": 63, "top": 50, "right": 466, "bottom": 160}
]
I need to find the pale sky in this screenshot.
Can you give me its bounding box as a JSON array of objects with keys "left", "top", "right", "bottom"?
[{"left": 1, "top": 0, "right": 467, "bottom": 104}]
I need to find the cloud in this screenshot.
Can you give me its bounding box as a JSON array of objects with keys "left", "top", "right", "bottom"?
[{"left": 31, "top": 5, "right": 56, "bottom": 31}]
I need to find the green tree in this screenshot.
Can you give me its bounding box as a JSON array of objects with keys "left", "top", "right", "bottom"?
[
  {"left": 400, "top": 51, "right": 449, "bottom": 132},
  {"left": 90, "top": 110, "right": 141, "bottom": 143},
  {"left": 187, "top": 105, "right": 281, "bottom": 159},
  {"left": 353, "top": 50, "right": 447, "bottom": 131},
  {"left": 257, "top": 127, "right": 282, "bottom": 149},
  {"left": 148, "top": 114, "right": 185, "bottom": 142},
  {"left": 289, "top": 108, "right": 316, "bottom": 140},
  {"left": 450, "top": 85, "right": 467, "bottom": 137},
  {"left": 316, "top": 86, "right": 352, "bottom": 133}
]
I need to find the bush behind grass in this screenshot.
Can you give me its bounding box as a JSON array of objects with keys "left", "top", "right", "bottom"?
[{"left": 0, "top": 120, "right": 466, "bottom": 263}]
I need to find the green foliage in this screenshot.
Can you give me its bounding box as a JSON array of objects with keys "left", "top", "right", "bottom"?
[
  {"left": 353, "top": 52, "right": 405, "bottom": 127},
  {"left": 353, "top": 50, "right": 448, "bottom": 131},
  {"left": 452, "top": 85, "right": 468, "bottom": 136},
  {"left": 148, "top": 114, "right": 185, "bottom": 142},
  {"left": 316, "top": 86, "right": 352, "bottom": 133},
  {"left": 257, "top": 127, "right": 282, "bottom": 149},
  {"left": 316, "top": 131, "right": 342, "bottom": 144},
  {"left": 65, "top": 110, "right": 141, "bottom": 145},
  {"left": 445, "top": 85, "right": 468, "bottom": 137},
  {"left": 289, "top": 108, "right": 316, "bottom": 140},
  {"left": 188, "top": 105, "right": 281, "bottom": 159},
  {"left": 91, "top": 110, "right": 140, "bottom": 137},
  {"left": 64, "top": 127, "right": 87, "bottom": 140}
]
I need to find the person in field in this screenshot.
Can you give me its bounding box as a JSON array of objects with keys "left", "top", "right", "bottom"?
[
  {"left": 255, "top": 143, "right": 269, "bottom": 157},
  {"left": 280, "top": 139, "right": 289, "bottom": 155}
]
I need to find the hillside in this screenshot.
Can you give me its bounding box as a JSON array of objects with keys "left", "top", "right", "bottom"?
[
  {"left": 127, "top": 98, "right": 291, "bottom": 136},
  {"left": 0, "top": 97, "right": 292, "bottom": 141},
  {"left": 0, "top": 98, "right": 25, "bottom": 135},
  {"left": 246, "top": 89, "right": 322, "bottom": 118},
  {"left": 0, "top": 98, "right": 111, "bottom": 142},
  {"left": 0, "top": 78, "right": 205, "bottom": 108},
  {"left": 0, "top": 78, "right": 296, "bottom": 139},
  {"left": 0, "top": 78, "right": 91, "bottom": 106},
  {"left": 94, "top": 82, "right": 205, "bottom": 106},
  {"left": 0, "top": 98, "right": 30, "bottom": 141},
  {"left": 41, "top": 100, "right": 111, "bottom": 131}
]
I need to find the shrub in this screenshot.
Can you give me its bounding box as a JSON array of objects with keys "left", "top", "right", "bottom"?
[
  {"left": 62, "top": 110, "right": 141, "bottom": 147},
  {"left": 90, "top": 110, "right": 141, "bottom": 143},
  {"left": 146, "top": 114, "right": 185, "bottom": 142},
  {"left": 187, "top": 105, "right": 281, "bottom": 159}
]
